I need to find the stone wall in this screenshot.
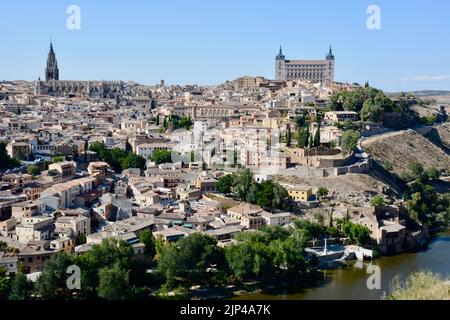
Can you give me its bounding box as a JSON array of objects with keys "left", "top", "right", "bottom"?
[{"left": 276, "top": 158, "right": 372, "bottom": 179}]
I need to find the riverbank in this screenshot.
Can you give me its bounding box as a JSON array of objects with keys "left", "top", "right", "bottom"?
[
  {"left": 231, "top": 229, "right": 450, "bottom": 300},
  {"left": 169, "top": 229, "right": 450, "bottom": 300}
]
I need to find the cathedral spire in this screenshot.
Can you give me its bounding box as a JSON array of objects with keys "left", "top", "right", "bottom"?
[
  {"left": 276, "top": 45, "right": 285, "bottom": 60},
  {"left": 326, "top": 45, "right": 335, "bottom": 60},
  {"left": 45, "top": 41, "right": 59, "bottom": 82}
]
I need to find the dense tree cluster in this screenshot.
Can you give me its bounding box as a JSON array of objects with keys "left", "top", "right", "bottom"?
[
  {"left": 341, "top": 221, "right": 371, "bottom": 246},
  {"left": 0, "top": 238, "right": 154, "bottom": 301},
  {"left": 293, "top": 216, "right": 372, "bottom": 247},
  {"left": 296, "top": 125, "right": 310, "bottom": 148},
  {"left": 215, "top": 170, "right": 292, "bottom": 211},
  {"left": 402, "top": 162, "right": 449, "bottom": 228},
  {"left": 156, "top": 224, "right": 324, "bottom": 290},
  {"left": 0, "top": 142, "right": 20, "bottom": 170},
  {"left": 27, "top": 165, "right": 41, "bottom": 176},
  {"left": 157, "top": 233, "right": 227, "bottom": 290},
  {"left": 90, "top": 142, "right": 146, "bottom": 173},
  {"left": 149, "top": 149, "right": 173, "bottom": 165},
  {"left": 225, "top": 226, "right": 315, "bottom": 282},
  {"left": 172, "top": 115, "right": 193, "bottom": 130},
  {"left": 341, "top": 130, "right": 361, "bottom": 153},
  {"left": 327, "top": 86, "right": 405, "bottom": 123},
  {"left": 162, "top": 115, "right": 193, "bottom": 131},
  {"left": 0, "top": 216, "right": 377, "bottom": 300}
]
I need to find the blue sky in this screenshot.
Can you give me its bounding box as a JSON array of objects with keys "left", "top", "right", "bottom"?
[{"left": 1, "top": 0, "right": 450, "bottom": 92}]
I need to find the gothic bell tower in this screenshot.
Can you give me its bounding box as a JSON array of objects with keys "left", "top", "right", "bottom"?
[
  {"left": 45, "top": 42, "right": 59, "bottom": 82},
  {"left": 275, "top": 46, "right": 286, "bottom": 81}
]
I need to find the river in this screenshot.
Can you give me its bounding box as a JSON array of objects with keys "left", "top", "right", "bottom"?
[{"left": 232, "top": 230, "right": 450, "bottom": 300}]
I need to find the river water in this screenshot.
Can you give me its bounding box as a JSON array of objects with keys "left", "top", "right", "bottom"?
[{"left": 233, "top": 230, "right": 450, "bottom": 300}]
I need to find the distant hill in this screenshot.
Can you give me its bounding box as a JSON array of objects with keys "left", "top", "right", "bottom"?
[{"left": 388, "top": 90, "right": 450, "bottom": 97}]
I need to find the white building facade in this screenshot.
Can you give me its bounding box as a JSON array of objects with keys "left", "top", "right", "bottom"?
[{"left": 275, "top": 46, "right": 335, "bottom": 85}]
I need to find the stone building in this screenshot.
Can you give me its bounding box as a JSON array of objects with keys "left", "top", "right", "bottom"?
[{"left": 275, "top": 46, "right": 335, "bottom": 85}]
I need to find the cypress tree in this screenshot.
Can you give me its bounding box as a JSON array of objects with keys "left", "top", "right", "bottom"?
[{"left": 313, "top": 123, "right": 321, "bottom": 147}]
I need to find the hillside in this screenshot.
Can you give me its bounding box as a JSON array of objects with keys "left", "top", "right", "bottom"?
[
  {"left": 424, "top": 123, "right": 450, "bottom": 153},
  {"left": 435, "top": 123, "right": 450, "bottom": 148},
  {"left": 362, "top": 129, "right": 450, "bottom": 177},
  {"left": 274, "top": 173, "right": 393, "bottom": 207}
]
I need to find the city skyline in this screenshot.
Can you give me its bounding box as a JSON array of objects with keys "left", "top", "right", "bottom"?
[{"left": 2, "top": 0, "right": 450, "bottom": 91}]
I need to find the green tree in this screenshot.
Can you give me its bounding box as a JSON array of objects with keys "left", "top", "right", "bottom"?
[
  {"left": 216, "top": 174, "right": 235, "bottom": 195},
  {"left": 138, "top": 230, "right": 156, "bottom": 258},
  {"left": 225, "top": 226, "right": 311, "bottom": 282},
  {"left": 374, "top": 92, "right": 395, "bottom": 113},
  {"left": 35, "top": 252, "right": 75, "bottom": 299},
  {"left": 234, "top": 169, "right": 254, "bottom": 201},
  {"left": 296, "top": 128, "right": 303, "bottom": 148},
  {"left": 313, "top": 123, "right": 321, "bottom": 147},
  {"left": 317, "top": 187, "right": 329, "bottom": 200},
  {"left": 341, "top": 130, "right": 361, "bottom": 153},
  {"left": 225, "top": 239, "right": 273, "bottom": 282},
  {"left": 9, "top": 272, "right": 33, "bottom": 300},
  {"left": 0, "top": 266, "right": 10, "bottom": 300},
  {"left": 293, "top": 219, "right": 326, "bottom": 241},
  {"left": 303, "top": 125, "right": 310, "bottom": 149},
  {"left": 286, "top": 127, "right": 292, "bottom": 147},
  {"left": 270, "top": 183, "right": 292, "bottom": 211},
  {"left": 343, "top": 89, "right": 365, "bottom": 112},
  {"left": 75, "top": 239, "right": 134, "bottom": 299},
  {"left": 90, "top": 142, "right": 147, "bottom": 172},
  {"left": 295, "top": 115, "right": 306, "bottom": 127},
  {"left": 361, "top": 99, "right": 383, "bottom": 122},
  {"left": 328, "top": 93, "right": 345, "bottom": 111},
  {"left": 27, "top": 165, "right": 41, "bottom": 176},
  {"left": 157, "top": 233, "right": 225, "bottom": 289},
  {"left": 156, "top": 114, "right": 160, "bottom": 126},
  {"left": 408, "top": 161, "right": 425, "bottom": 180},
  {"left": 371, "top": 195, "right": 385, "bottom": 208},
  {"left": 97, "top": 262, "right": 130, "bottom": 300},
  {"left": 123, "top": 153, "right": 146, "bottom": 171},
  {"left": 0, "top": 142, "right": 20, "bottom": 170},
  {"left": 83, "top": 140, "right": 89, "bottom": 162},
  {"left": 52, "top": 156, "right": 64, "bottom": 163},
  {"left": 150, "top": 150, "right": 173, "bottom": 165},
  {"left": 246, "top": 182, "right": 260, "bottom": 204},
  {"left": 427, "top": 167, "right": 440, "bottom": 181},
  {"left": 76, "top": 234, "right": 87, "bottom": 246},
  {"left": 342, "top": 221, "right": 371, "bottom": 246}
]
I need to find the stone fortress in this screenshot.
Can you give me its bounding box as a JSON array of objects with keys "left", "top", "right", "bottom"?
[{"left": 275, "top": 46, "right": 335, "bottom": 85}]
